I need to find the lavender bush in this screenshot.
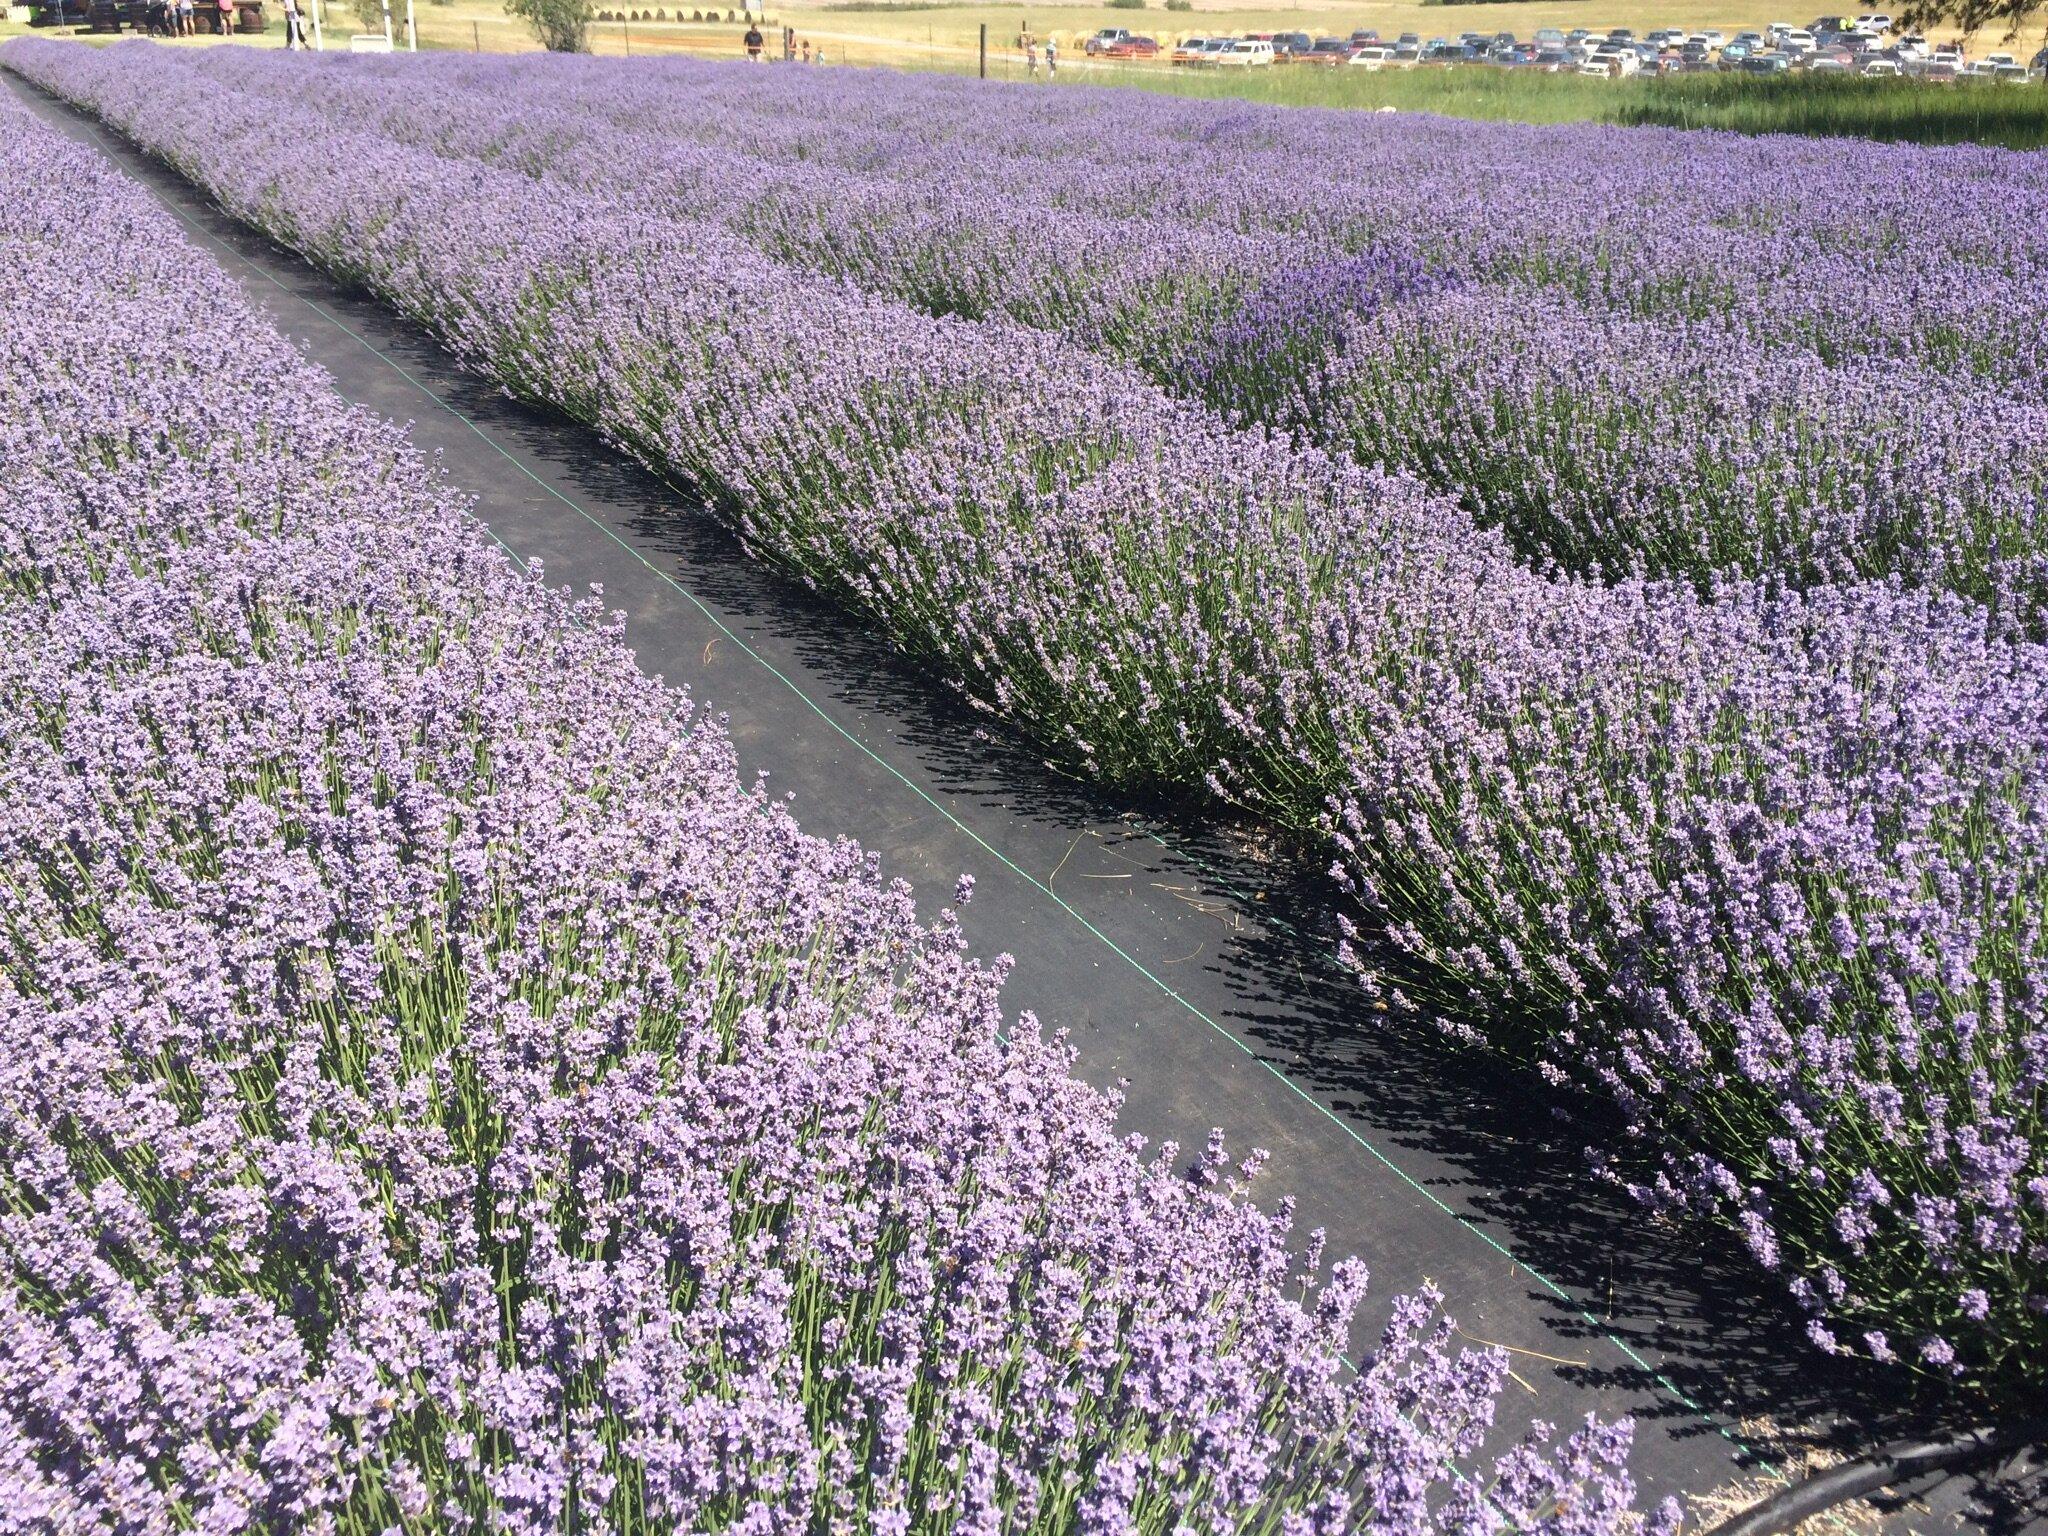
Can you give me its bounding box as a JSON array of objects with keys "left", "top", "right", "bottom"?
[
  {"left": 0, "top": 88, "right": 1658, "bottom": 1532},
  {"left": 10, "top": 40, "right": 2046, "bottom": 1399}
]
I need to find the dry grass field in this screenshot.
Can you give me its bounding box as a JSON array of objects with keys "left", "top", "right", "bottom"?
[
  {"left": 71, "top": 0, "right": 1968, "bottom": 64},
  {"left": 525, "top": 1, "right": 1985, "bottom": 68}
]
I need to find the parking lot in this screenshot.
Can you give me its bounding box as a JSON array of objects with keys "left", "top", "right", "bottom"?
[{"left": 1082, "top": 15, "right": 2048, "bottom": 81}]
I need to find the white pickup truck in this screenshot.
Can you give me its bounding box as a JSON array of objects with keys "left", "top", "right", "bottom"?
[{"left": 1085, "top": 28, "right": 1131, "bottom": 54}]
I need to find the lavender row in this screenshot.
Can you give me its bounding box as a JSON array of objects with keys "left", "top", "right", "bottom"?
[
  {"left": 0, "top": 83, "right": 1664, "bottom": 1533},
  {"left": 13, "top": 39, "right": 2045, "bottom": 1394},
  {"left": 161, "top": 48, "right": 2048, "bottom": 618}
]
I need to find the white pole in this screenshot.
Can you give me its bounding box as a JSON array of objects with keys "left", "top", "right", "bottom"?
[
  {"left": 379, "top": 0, "right": 391, "bottom": 46},
  {"left": 404, "top": 0, "right": 414, "bottom": 48}
]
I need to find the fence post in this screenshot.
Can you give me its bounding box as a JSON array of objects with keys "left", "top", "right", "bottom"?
[{"left": 980, "top": 21, "right": 987, "bottom": 77}]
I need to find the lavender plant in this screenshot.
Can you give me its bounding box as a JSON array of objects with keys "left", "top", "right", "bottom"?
[
  {"left": 0, "top": 89, "right": 1655, "bottom": 1533},
  {"left": 10, "top": 40, "right": 2045, "bottom": 1399}
]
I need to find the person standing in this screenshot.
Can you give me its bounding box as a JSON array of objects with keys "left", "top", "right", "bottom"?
[
  {"left": 281, "top": 0, "right": 304, "bottom": 48},
  {"left": 743, "top": 19, "right": 763, "bottom": 60},
  {"left": 1025, "top": 39, "right": 1038, "bottom": 75},
  {"left": 178, "top": 0, "right": 193, "bottom": 33},
  {"left": 1044, "top": 36, "right": 1058, "bottom": 76}
]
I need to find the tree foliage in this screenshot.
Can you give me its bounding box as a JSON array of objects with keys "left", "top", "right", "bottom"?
[
  {"left": 507, "top": 0, "right": 594, "bottom": 50},
  {"left": 1895, "top": 0, "right": 2046, "bottom": 42}
]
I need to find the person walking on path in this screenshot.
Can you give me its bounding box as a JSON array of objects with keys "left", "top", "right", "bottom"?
[
  {"left": 1044, "top": 36, "right": 1058, "bottom": 76},
  {"left": 743, "top": 20, "right": 764, "bottom": 60},
  {"left": 1025, "top": 39, "right": 1038, "bottom": 75}
]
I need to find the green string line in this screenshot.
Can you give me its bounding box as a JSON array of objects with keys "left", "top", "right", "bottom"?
[{"left": 28, "top": 79, "right": 1789, "bottom": 1489}]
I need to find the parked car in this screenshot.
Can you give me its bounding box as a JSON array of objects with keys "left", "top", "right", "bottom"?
[
  {"left": 1303, "top": 36, "right": 1351, "bottom": 64},
  {"left": 1101, "top": 34, "right": 1159, "bottom": 58},
  {"left": 1214, "top": 38, "right": 1274, "bottom": 65},
  {"left": 1348, "top": 43, "right": 1392, "bottom": 68},
  {"left": 1269, "top": 30, "right": 1311, "bottom": 57},
  {"left": 1744, "top": 50, "right": 1793, "bottom": 72},
  {"left": 1860, "top": 56, "right": 1900, "bottom": 74},
  {"left": 1581, "top": 43, "right": 1641, "bottom": 74},
  {"left": 1083, "top": 27, "right": 1130, "bottom": 54},
  {"left": 1169, "top": 36, "right": 1207, "bottom": 63}
]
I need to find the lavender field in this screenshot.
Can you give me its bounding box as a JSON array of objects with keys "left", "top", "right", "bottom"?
[
  {"left": 0, "top": 79, "right": 1688, "bottom": 1532},
  {"left": 0, "top": 29, "right": 2044, "bottom": 1511}
]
